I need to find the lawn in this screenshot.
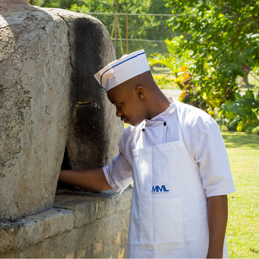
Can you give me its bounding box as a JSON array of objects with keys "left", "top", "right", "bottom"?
[
  {"left": 124, "top": 123, "right": 259, "bottom": 257},
  {"left": 222, "top": 131, "right": 259, "bottom": 258}
]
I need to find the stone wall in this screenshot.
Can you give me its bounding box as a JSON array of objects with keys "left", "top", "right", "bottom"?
[
  {"left": 0, "top": 3, "right": 123, "bottom": 221},
  {"left": 0, "top": 187, "right": 132, "bottom": 258},
  {"left": 0, "top": 2, "right": 131, "bottom": 258}
]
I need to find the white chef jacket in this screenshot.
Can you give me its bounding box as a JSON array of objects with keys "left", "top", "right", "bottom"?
[{"left": 103, "top": 100, "right": 236, "bottom": 197}]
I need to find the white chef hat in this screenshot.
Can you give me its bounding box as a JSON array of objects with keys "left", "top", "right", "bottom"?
[{"left": 94, "top": 49, "right": 150, "bottom": 92}]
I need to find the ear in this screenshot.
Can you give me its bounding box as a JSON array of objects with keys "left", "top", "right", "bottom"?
[{"left": 136, "top": 85, "right": 145, "bottom": 100}]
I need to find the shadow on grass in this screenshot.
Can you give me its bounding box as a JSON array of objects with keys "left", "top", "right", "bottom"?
[{"left": 221, "top": 132, "right": 259, "bottom": 149}]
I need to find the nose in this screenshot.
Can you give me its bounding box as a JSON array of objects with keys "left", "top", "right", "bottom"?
[{"left": 116, "top": 107, "right": 122, "bottom": 117}]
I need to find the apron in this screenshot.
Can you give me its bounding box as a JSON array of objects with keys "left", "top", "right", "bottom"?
[{"left": 126, "top": 111, "right": 228, "bottom": 258}]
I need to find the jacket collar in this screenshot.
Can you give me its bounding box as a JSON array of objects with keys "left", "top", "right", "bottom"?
[{"left": 144, "top": 99, "right": 176, "bottom": 127}]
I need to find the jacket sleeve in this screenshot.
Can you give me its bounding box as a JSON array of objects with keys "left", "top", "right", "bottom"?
[
  {"left": 103, "top": 152, "right": 133, "bottom": 194},
  {"left": 102, "top": 127, "right": 133, "bottom": 194},
  {"left": 176, "top": 101, "right": 236, "bottom": 197},
  {"left": 194, "top": 116, "right": 236, "bottom": 197}
]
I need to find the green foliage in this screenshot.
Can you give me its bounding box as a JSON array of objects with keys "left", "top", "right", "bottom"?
[
  {"left": 244, "top": 123, "right": 259, "bottom": 134},
  {"left": 146, "top": 0, "right": 177, "bottom": 41},
  {"left": 149, "top": 38, "right": 192, "bottom": 76},
  {"left": 37, "top": 0, "right": 177, "bottom": 57},
  {"left": 41, "top": 1, "right": 159, "bottom": 42},
  {"left": 165, "top": 0, "right": 259, "bottom": 108},
  {"left": 149, "top": 37, "right": 214, "bottom": 112},
  {"left": 41, "top": 0, "right": 78, "bottom": 9},
  {"left": 70, "top": 0, "right": 154, "bottom": 39},
  {"left": 69, "top": 0, "right": 158, "bottom": 58},
  {"left": 219, "top": 90, "right": 259, "bottom": 132},
  {"left": 152, "top": 74, "right": 174, "bottom": 90},
  {"left": 251, "top": 126, "right": 259, "bottom": 135},
  {"left": 69, "top": 3, "right": 88, "bottom": 12},
  {"left": 29, "top": 0, "right": 45, "bottom": 5}
]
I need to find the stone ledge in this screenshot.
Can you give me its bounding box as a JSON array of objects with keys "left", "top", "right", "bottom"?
[
  {"left": 0, "top": 209, "right": 74, "bottom": 254},
  {"left": 0, "top": 187, "right": 132, "bottom": 255},
  {"left": 54, "top": 188, "right": 132, "bottom": 228}
]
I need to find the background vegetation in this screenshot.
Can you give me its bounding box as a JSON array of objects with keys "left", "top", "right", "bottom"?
[
  {"left": 149, "top": 0, "right": 259, "bottom": 133},
  {"left": 30, "top": 0, "right": 176, "bottom": 57}
]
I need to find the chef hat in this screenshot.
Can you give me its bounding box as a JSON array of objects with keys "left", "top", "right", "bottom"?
[{"left": 94, "top": 49, "right": 150, "bottom": 92}]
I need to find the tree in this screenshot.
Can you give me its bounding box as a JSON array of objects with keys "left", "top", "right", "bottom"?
[
  {"left": 40, "top": 0, "right": 77, "bottom": 9},
  {"left": 69, "top": 0, "right": 158, "bottom": 57},
  {"left": 41, "top": 0, "right": 155, "bottom": 42},
  {"left": 38, "top": 0, "right": 178, "bottom": 57},
  {"left": 165, "top": 0, "right": 259, "bottom": 109},
  {"left": 146, "top": 0, "right": 177, "bottom": 41},
  {"left": 149, "top": 37, "right": 209, "bottom": 110}
]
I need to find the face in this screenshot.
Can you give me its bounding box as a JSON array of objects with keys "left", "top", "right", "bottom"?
[{"left": 107, "top": 84, "right": 147, "bottom": 126}]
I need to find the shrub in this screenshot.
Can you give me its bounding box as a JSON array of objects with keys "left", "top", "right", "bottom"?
[
  {"left": 251, "top": 126, "right": 259, "bottom": 135},
  {"left": 244, "top": 123, "right": 259, "bottom": 134},
  {"left": 221, "top": 90, "right": 259, "bottom": 132}
]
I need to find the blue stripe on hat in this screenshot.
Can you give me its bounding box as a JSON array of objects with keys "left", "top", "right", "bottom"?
[{"left": 100, "top": 51, "right": 145, "bottom": 91}]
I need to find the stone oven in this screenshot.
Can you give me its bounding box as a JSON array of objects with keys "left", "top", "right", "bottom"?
[{"left": 0, "top": 1, "right": 131, "bottom": 257}]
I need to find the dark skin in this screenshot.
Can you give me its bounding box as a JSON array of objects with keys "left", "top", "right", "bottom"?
[{"left": 59, "top": 71, "right": 228, "bottom": 258}]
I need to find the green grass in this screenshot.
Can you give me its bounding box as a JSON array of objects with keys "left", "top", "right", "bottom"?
[{"left": 222, "top": 131, "right": 259, "bottom": 258}]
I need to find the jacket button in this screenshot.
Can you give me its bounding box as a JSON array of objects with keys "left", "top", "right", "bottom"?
[
  {"left": 164, "top": 122, "right": 167, "bottom": 126},
  {"left": 142, "top": 128, "right": 145, "bottom": 132}
]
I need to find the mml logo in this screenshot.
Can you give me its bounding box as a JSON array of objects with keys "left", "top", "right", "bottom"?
[{"left": 151, "top": 185, "right": 169, "bottom": 193}]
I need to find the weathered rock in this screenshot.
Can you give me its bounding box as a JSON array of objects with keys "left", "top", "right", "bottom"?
[
  {"left": 0, "top": 3, "right": 123, "bottom": 221},
  {"left": 0, "top": 189, "right": 132, "bottom": 258},
  {"left": 0, "top": 0, "right": 27, "bottom": 3},
  {"left": 62, "top": 13, "right": 122, "bottom": 170}
]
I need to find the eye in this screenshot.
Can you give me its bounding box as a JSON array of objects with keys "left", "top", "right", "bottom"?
[{"left": 115, "top": 103, "right": 122, "bottom": 108}]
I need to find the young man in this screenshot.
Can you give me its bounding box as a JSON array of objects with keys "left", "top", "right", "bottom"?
[{"left": 59, "top": 49, "right": 236, "bottom": 258}]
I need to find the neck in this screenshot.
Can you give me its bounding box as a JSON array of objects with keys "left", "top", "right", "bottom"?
[{"left": 146, "top": 88, "right": 172, "bottom": 119}]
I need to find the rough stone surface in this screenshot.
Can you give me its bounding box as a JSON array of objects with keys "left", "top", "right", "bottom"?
[
  {"left": 0, "top": 188, "right": 132, "bottom": 258},
  {"left": 0, "top": 0, "right": 27, "bottom": 3},
  {"left": 0, "top": 208, "right": 74, "bottom": 254},
  {"left": 0, "top": 4, "right": 122, "bottom": 220},
  {"left": 62, "top": 12, "right": 122, "bottom": 170}
]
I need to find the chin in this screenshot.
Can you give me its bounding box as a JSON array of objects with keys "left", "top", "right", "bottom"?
[{"left": 130, "top": 120, "right": 142, "bottom": 127}]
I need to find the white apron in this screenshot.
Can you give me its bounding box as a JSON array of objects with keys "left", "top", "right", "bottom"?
[{"left": 126, "top": 114, "right": 228, "bottom": 258}]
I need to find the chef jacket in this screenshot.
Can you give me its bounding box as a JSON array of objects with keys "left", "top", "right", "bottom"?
[{"left": 103, "top": 100, "right": 236, "bottom": 197}]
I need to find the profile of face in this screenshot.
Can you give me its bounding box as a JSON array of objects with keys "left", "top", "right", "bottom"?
[{"left": 107, "top": 82, "right": 147, "bottom": 126}]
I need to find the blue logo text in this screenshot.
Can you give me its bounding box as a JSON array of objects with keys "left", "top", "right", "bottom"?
[{"left": 151, "top": 185, "right": 169, "bottom": 193}]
